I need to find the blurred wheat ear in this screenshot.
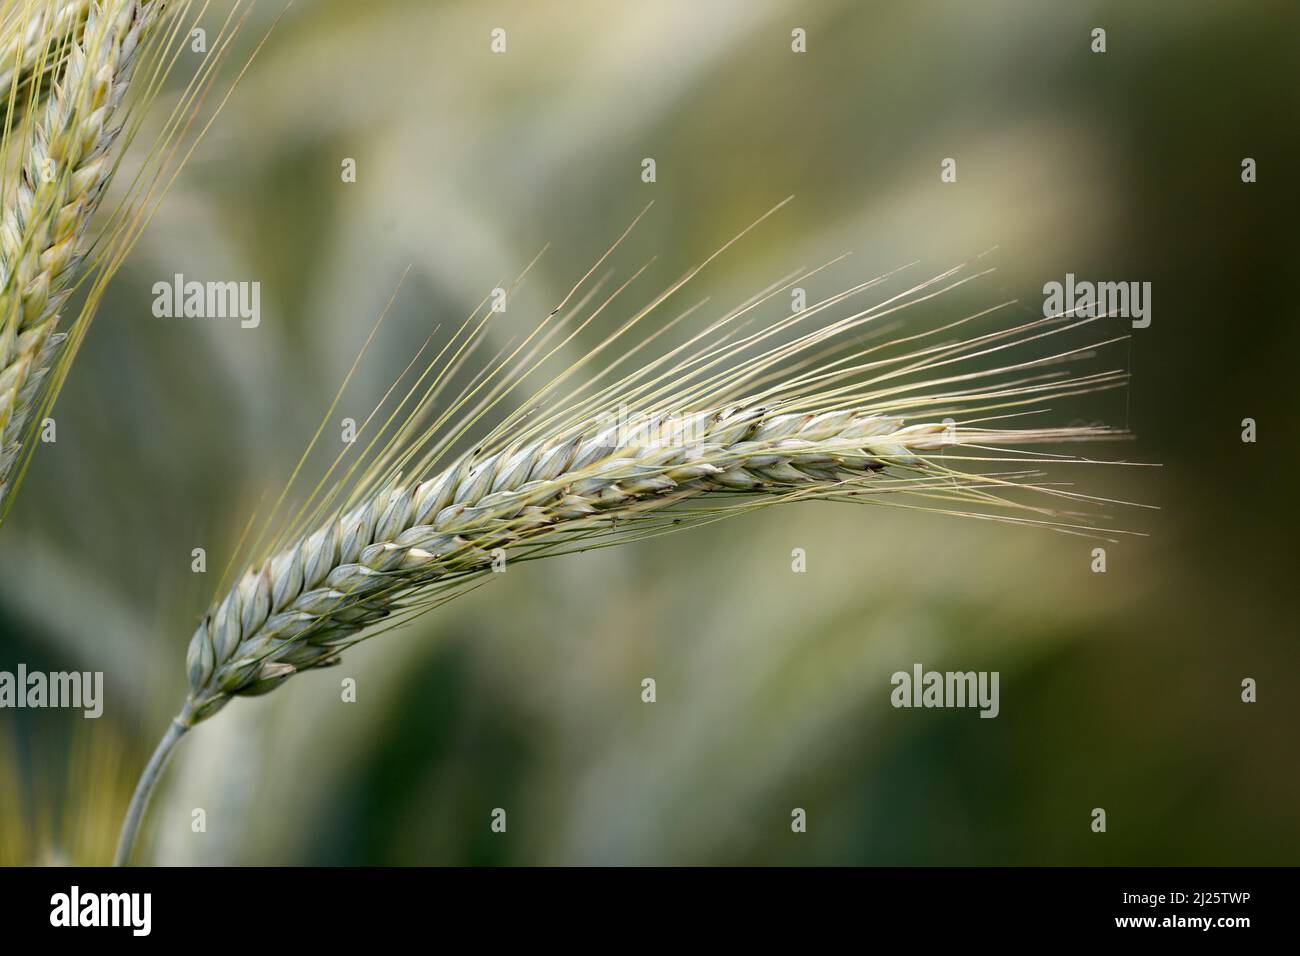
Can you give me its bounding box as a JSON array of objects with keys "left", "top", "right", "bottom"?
[
  {"left": 113, "top": 202, "right": 1151, "bottom": 865},
  {"left": 0, "top": 1, "right": 91, "bottom": 116},
  {"left": 0, "top": 0, "right": 254, "bottom": 523}
]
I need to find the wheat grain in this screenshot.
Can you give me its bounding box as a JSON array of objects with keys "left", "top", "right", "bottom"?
[{"left": 0, "top": 0, "right": 167, "bottom": 503}]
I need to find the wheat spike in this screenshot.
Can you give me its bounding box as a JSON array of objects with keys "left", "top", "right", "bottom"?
[
  {"left": 181, "top": 409, "right": 1109, "bottom": 724},
  {"left": 0, "top": 1, "right": 93, "bottom": 113},
  {"left": 0, "top": 0, "right": 163, "bottom": 501},
  {"left": 114, "top": 206, "right": 1145, "bottom": 864}
]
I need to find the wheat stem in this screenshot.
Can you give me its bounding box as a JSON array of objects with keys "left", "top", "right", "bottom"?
[{"left": 112, "top": 702, "right": 190, "bottom": 867}]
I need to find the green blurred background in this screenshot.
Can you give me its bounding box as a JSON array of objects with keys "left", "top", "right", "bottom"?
[{"left": 1, "top": 0, "right": 1296, "bottom": 865}]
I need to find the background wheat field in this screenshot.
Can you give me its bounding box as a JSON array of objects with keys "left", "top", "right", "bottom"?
[{"left": 0, "top": 0, "right": 1296, "bottom": 866}]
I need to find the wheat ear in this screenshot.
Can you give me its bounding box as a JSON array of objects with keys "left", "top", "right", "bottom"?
[
  {"left": 0, "top": 0, "right": 162, "bottom": 502},
  {"left": 179, "top": 410, "right": 1103, "bottom": 725},
  {"left": 118, "top": 410, "right": 1074, "bottom": 864},
  {"left": 114, "top": 207, "right": 1143, "bottom": 864},
  {"left": 0, "top": 1, "right": 93, "bottom": 114}
]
